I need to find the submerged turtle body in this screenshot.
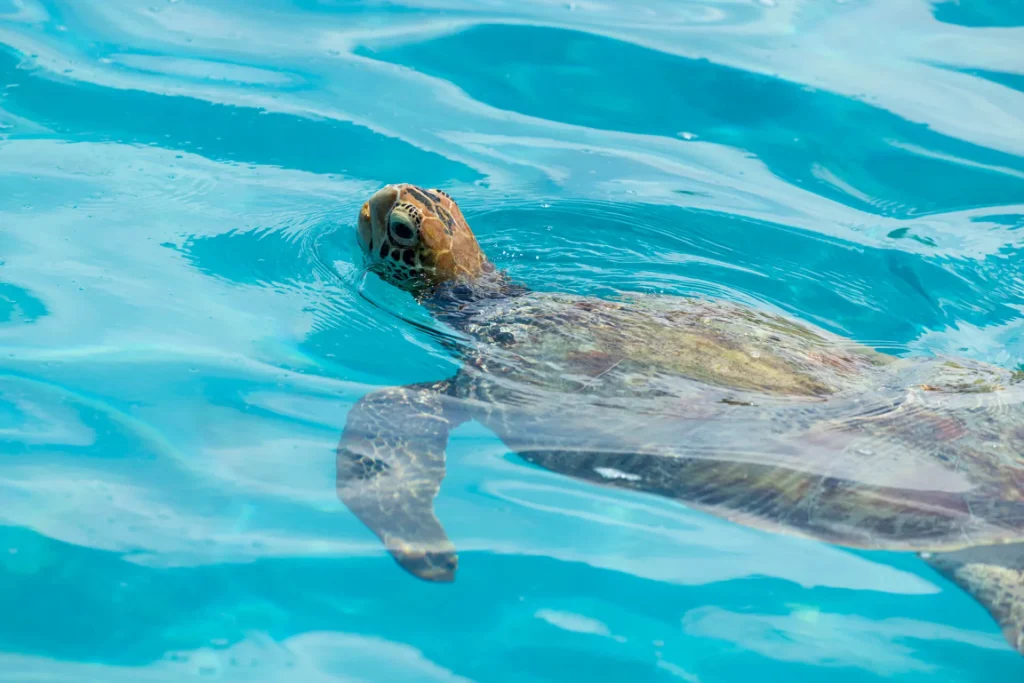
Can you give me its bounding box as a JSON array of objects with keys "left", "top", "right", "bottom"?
[
  {"left": 336, "top": 184, "right": 1024, "bottom": 655},
  {"left": 444, "top": 289, "right": 1023, "bottom": 554},
  {"left": 452, "top": 289, "right": 887, "bottom": 398}
]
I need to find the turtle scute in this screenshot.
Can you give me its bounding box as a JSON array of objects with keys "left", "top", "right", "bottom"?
[{"left": 458, "top": 291, "right": 890, "bottom": 400}]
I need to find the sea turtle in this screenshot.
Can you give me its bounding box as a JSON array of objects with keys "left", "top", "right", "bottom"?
[{"left": 336, "top": 183, "right": 1024, "bottom": 655}]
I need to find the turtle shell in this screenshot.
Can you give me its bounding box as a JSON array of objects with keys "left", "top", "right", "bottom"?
[{"left": 448, "top": 291, "right": 1024, "bottom": 552}]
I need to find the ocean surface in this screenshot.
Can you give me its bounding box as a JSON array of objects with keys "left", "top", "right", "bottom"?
[{"left": 1, "top": 0, "right": 1024, "bottom": 681}]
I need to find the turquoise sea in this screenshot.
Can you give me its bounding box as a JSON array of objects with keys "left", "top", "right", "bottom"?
[{"left": 2, "top": 1, "right": 1024, "bottom": 680}]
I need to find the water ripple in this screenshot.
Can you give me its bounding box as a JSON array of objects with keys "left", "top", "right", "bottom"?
[{"left": 2, "top": 1, "right": 1023, "bottom": 680}]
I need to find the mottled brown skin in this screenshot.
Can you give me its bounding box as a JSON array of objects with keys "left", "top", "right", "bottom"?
[
  {"left": 355, "top": 183, "right": 490, "bottom": 293},
  {"left": 336, "top": 183, "right": 1024, "bottom": 655}
]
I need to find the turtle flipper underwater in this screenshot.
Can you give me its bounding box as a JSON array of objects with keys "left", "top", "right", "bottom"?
[
  {"left": 337, "top": 378, "right": 465, "bottom": 581},
  {"left": 336, "top": 183, "right": 1024, "bottom": 655},
  {"left": 925, "top": 544, "right": 1024, "bottom": 654}
]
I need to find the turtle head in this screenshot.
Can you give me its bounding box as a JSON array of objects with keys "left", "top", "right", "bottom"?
[{"left": 356, "top": 183, "right": 492, "bottom": 294}]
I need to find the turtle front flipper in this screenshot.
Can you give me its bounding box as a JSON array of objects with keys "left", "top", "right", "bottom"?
[
  {"left": 336, "top": 379, "right": 467, "bottom": 582},
  {"left": 922, "top": 543, "right": 1024, "bottom": 655}
]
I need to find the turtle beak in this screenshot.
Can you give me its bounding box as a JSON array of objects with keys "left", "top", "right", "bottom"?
[
  {"left": 356, "top": 201, "right": 373, "bottom": 254},
  {"left": 368, "top": 185, "right": 399, "bottom": 229},
  {"left": 357, "top": 185, "right": 400, "bottom": 256}
]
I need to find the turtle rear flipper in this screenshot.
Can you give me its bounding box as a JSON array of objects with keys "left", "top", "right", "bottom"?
[
  {"left": 336, "top": 379, "right": 466, "bottom": 581},
  {"left": 923, "top": 542, "right": 1024, "bottom": 655}
]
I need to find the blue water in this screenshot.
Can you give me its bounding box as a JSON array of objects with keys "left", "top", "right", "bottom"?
[{"left": 1, "top": 0, "right": 1023, "bottom": 680}]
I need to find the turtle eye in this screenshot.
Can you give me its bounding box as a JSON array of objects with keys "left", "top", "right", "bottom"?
[{"left": 389, "top": 219, "right": 417, "bottom": 246}]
